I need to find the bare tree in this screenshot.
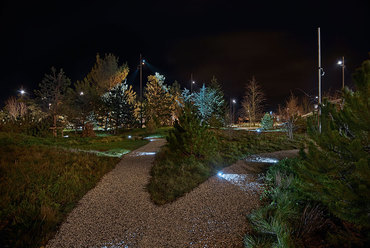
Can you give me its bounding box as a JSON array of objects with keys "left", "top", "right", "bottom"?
[
  {"left": 5, "top": 97, "right": 27, "bottom": 120},
  {"left": 242, "top": 76, "right": 265, "bottom": 127},
  {"left": 283, "top": 93, "right": 302, "bottom": 139},
  {"left": 35, "top": 67, "right": 71, "bottom": 137}
]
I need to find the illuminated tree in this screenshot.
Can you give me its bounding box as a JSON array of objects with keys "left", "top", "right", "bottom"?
[
  {"left": 102, "top": 80, "right": 136, "bottom": 133},
  {"left": 282, "top": 93, "right": 301, "bottom": 139},
  {"left": 241, "top": 76, "right": 264, "bottom": 126},
  {"left": 84, "top": 53, "right": 129, "bottom": 94},
  {"left": 191, "top": 84, "right": 224, "bottom": 125},
  {"left": 261, "top": 112, "right": 273, "bottom": 130},
  {"left": 35, "top": 67, "right": 71, "bottom": 136},
  {"left": 4, "top": 96, "right": 27, "bottom": 120},
  {"left": 169, "top": 80, "right": 183, "bottom": 123},
  {"left": 144, "top": 73, "right": 174, "bottom": 127}
]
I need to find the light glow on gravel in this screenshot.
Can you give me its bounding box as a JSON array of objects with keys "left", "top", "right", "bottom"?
[
  {"left": 129, "top": 151, "right": 157, "bottom": 156},
  {"left": 217, "top": 173, "right": 263, "bottom": 192},
  {"left": 246, "top": 156, "right": 279, "bottom": 163}
]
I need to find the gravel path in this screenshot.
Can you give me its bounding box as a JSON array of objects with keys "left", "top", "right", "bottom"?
[{"left": 47, "top": 139, "right": 298, "bottom": 248}]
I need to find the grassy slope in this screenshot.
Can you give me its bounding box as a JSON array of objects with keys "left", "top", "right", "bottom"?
[
  {"left": 148, "top": 130, "right": 305, "bottom": 205},
  {"left": 0, "top": 130, "right": 157, "bottom": 248}
]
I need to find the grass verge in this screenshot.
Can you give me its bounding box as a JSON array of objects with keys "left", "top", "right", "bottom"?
[
  {"left": 0, "top": 131, "right": 152, "bottom": 247},
  {"left": 148, "top": 129, "right": 304, "bottom": 205}
]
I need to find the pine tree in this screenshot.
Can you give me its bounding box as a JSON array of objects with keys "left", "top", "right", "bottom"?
[
  {"left": 167, "top": 104, "right": 217, "bottom": 159},
  {"left": 144, "top": 73, "right": 173, "bottom": 127},
  {"left": 102, "top": 80, "right": 136, "bottom": 133},
  {"left": 298, "top": 59, "right": 370, "bottom": 228},
  {"left": 191, "top": 84, "right": 224, "bottom": 125},
  {"left": 261, "top": 112, "right": 273, "bottom": 130},
  {"left": 208, "top": 76, "right": 226, "bottom": 126}
]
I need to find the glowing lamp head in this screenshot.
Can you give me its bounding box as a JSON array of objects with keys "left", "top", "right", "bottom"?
[
  {"left": 80, "top": 91, "right": 84, "bottom": 95},
  {"left": 217, "top": 172, "right": 224, "bottom": 177},
  {"left": 256, "top": 128, "right": 261, "bottom": 133},
  {"left": 142, "top": 59, "right": 146, "bottom": 65},
  {"left": 192, "top": 81, "right": 195, "bottom": 84},
  {"left": 20, "top": 89, "right": 25, "bottom": 95},
  {"left": 232, "top": 99, "right": 236, "bottom": 104},
  {"left": 128, "top": 135, "right": 132, "bottom": 139},
  {"left": 337, "top": 60, "right": 343, "bottom": 65}
]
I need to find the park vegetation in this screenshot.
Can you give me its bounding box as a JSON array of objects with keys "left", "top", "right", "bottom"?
[
  {"left": 1, "top": 50, "right": 368, "bottom": 248},
  {"left": 244, "top": 59, "right": 370, "bottom": 247}
]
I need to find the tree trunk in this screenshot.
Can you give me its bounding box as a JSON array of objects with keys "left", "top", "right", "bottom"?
[{"left": 53, "top": 114, "right": 57, "bottom": 137}]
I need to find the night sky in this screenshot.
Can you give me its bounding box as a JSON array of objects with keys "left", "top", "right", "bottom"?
[{"left": 0, "top": 0, "right": 369, "bottom": 110}]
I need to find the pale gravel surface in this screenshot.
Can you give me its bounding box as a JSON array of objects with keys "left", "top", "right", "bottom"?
[{"left": 47, "top": 139, "right": 298, "bottom": 248}]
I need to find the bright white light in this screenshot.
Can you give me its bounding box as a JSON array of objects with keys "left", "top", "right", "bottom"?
[
  {"left": 337, "top": 60, "right": 343, "bottom": 65},
  {"left": 217, "top": 172, "right": 224, "bottom": 177},
  {"left": 48, "top": 103, "right": 52, "bottom": 106},
  {"left": 80, "top": 91, "right": 84, "bottom": 95},
  {"left": 20, "top": 89, "right": 25, "bottom": 95},
  {"left": 192, "top": 81, "right": 195, "bottom": 84},
  {"left": 269, "top": 111, "right": 273, "bottom": 115},
  {"left": 232, "top": 99, "right": 236, "bottom": 104},
  {"left": 246, "top": 156, "right": 279, "bottom": 164},
  {"left": 63, "top": 135, "right": 69, "bottom": 138},
  {"left": 130, "top": 152, "right": 157, "bottom": 156},
  {"left": 315, "top": 96, "right": 318, "bottom": 99},
  {"left": 218, "top": 173, "right": 263, "bottom": 192},
  {"left": 256, "top": 128, "right": 261, "bottom": 133},
  {"left": 128, "top": 135, "right": 132, "bottom": 139}
]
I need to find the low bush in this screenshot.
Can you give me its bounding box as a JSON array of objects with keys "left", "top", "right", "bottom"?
[{"left": 148, "top": 107, "right": 304, "bottom": 205}]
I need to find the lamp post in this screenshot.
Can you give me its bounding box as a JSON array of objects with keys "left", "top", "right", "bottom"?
[
  {"left": 138, "top": 54, "right": 145, "bottom": 128},
  {"left": 232, "top": 99, "right": 236, "bottom": 125},
  {"left": 337, "top": 56, "right": 345, "bottom": 89},
  {"left": 190, "top": 73, "right": 195, "bottom": 92}
]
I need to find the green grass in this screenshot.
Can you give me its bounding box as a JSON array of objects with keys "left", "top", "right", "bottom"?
[
  {"left": 148, "top": 129, "right": 305, "bottom": 205},
  {"left": 0, "top": 131, "right": 153, "bottom": 247},
  {"left": 0, "top": 143, "right": 120, "bottom": 248},
  {"left": 0, "top": 132, "right": 149, "bottom": 157}
]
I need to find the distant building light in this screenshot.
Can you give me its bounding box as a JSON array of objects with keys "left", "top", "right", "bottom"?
[{"left": 80, "top": 91, "right": 84, "bottom": 95}]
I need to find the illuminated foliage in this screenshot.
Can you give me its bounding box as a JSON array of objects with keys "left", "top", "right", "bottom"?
[
  {"left": 102, "top": 80, "right": 136, "bottom": 132},
  {"left": 144, "top": 73, "right": 175, "bottom": 127},
  {"left": 188, "top": 84, "right": 224, "bottom": 125},
  {"left": 261, "top": 112, "right": 273, "bottom": 130},
  {"left": 242, "top": 76, "right": 265, "bottom": 126}
]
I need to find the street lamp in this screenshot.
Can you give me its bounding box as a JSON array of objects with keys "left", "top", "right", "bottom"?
[
  {"left": 337, "top": 56, "right": 345, "bottom": 89},
  {"left": 80, "top": 91, "right": 84, "bottom": 96},
  {"left": 138, "top": 54, "right": 146, "bottom": 128},
  {"left": 190, "top": 73, "right": 196, "bottom": 92}
]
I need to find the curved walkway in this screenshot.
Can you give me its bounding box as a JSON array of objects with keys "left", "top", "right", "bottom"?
[{"left": 47, "top": 139, "right": 298, "bottom": 248}]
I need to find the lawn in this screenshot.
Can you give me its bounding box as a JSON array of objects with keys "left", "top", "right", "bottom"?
[{"left": 0, "top": 130, "right": 157, "bottom": 248}]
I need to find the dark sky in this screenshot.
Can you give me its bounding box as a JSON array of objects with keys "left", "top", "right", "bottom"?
[{"left": 0, "top": 0, "right": 369, "bottom": 110}]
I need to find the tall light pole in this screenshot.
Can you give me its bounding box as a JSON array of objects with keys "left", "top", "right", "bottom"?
[
  {"left": 139, "top": 54, "right": 145, "bottom": 128},
  {"left": 337, "top": 56, "right": 345, "bottom": 89},
  {"left": 317, "top": 27, "right": 323, "bottom": 133}
]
